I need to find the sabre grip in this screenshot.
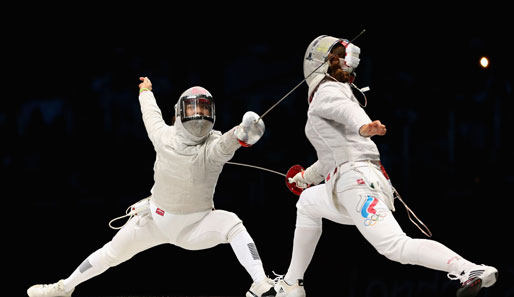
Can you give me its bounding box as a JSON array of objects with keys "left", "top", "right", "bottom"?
[{"left": 288, "top": 171, "right": 310, "bottom": 189}]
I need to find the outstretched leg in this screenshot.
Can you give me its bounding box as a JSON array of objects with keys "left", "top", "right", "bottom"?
[
  {"left": 28, "top": 213, "right": 167, "bottom": 297},
  {"left": 341, "top": 187, "right": 498, "bottom": 296}
]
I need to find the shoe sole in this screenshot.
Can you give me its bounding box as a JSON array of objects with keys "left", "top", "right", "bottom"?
[
  {"left": 246, "top": 286, "right": 277, "bottom": 297},
  {"left": 456, "top": 277, "right": 482, "bottom": 297},
  {"left": 456, "top": 271, "right": 499, "bottom": 297}
]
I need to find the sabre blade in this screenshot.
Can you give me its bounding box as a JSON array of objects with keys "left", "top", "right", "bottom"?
[
  {"left": 227, "top": 161, "right": 306, "bottom": 196},
  {"left": 226, "top": 161, "right": 286, "bottom": 177},
  {"left": 349, "top": 29, "right": 366, "bottom": 44},
  {"left": 257, "top": 78, "right": 308, "bottom": 121}
]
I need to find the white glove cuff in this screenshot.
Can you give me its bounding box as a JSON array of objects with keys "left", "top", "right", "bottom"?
[{"left": 303, "top": 165, "right": 325, "bottom": 185}]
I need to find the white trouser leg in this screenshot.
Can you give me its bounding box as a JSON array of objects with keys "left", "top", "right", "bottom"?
[
  {"left": 152, "top": 205, "right": 267, "bottom": 283},
  {"left": 294, "top": 169, "right": 471, "bottom": 275},
  {"left": 339, "top": 186, "right": 467, "bottom": 272},
  {"left": 62, "top": 213, "right": 166, "bottom": 291},
  {"left": 183, "top": 210, "right": 268, "bottom": 282},
  {"left": 230, "top": 230, "right": 267, "bottom": 283},
  {"left": 284, "top": 208, "right": 322, "bottom": 284}
]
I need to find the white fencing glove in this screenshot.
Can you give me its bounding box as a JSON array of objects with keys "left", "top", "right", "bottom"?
[
  {"left": 288, "top": 171, "right": 310, "bottom": 189},
  {"left": 234, "top": 111, "right": 265, "bottom": 147},
  {"left": 288, "top": 164, "right": 324, "bottom": 188}
]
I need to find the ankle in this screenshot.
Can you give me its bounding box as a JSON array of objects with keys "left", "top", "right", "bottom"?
[
  {"left": 284, "top": 275, "right": 301, "bottom": 286},
  {"left": 61, "top": 279, "right": 74, "bottom": 293},
  {"left": 448, "top": 256, "right": 474, "bottom": 274}
]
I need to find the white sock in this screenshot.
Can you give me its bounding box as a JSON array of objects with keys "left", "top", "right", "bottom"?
[
  {"left": 285, "top": 226, "right": 322, "bottom": 285},
  {"left": 62, "top": 247, "right": 110, "bottom": 292},
  {"left": 229, "top": 231, "right": 266, "bottom": 283},
  {"left": 401, "top": 239, "right": 472, "bottom": 272}
]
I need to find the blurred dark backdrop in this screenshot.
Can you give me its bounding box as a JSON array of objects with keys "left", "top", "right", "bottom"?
[{"left": 5, "top": 20, "right": 513, "bottom": 296}]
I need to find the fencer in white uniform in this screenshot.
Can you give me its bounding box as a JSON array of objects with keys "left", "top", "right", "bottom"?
[
  {"left": 273, "top": 36, "right": 498, "bottom": 297},
  {"left": 27, "top": 77, "right": 276, "bottom": 297}
]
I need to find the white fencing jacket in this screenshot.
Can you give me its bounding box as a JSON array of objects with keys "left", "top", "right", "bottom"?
[
  {"left": 139, "top": 91, "right": 240, "bottom": 214},
  {"left": 305, "top": 80, "right": 380, "bottom": 181}
]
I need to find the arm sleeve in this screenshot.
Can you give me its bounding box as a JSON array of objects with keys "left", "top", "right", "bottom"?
[
  {"left": 138, "top": 91, "right": 166, "bottom": 147},
  {"left": 207, "top": 127, "right": 242, "bottom": 165},
  {"left": 312, "top": 84, "right": 371, "bottom": 133},
  {"left": 303, "top": 160, "right": 326, "bottom": 185}
]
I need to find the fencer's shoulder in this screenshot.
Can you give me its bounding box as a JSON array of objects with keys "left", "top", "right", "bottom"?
[
  {"left": 204, "top": 129, "right": 230, "bottom": 149},
  {"left": 316, "top": 81, "right": 352, "bottom": 101},
  {"left": 318, "top": 81, "right": 351, "bottom": 93},
  {"left": 205, "top": 130, "right": 222, "bottom": 141}
]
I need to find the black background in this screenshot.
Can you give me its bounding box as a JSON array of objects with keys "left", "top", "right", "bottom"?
[{"left": 6, "top": 12, "right": 513, "bottom": 297}]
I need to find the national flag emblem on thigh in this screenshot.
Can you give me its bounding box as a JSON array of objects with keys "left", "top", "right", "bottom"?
[{"left": 357, "top": 195, "right": 387, "bottom": 226}]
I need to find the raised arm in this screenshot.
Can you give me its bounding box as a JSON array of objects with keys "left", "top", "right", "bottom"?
[{"left": 138, "top": 77, "right": 166, "bottom": 146}]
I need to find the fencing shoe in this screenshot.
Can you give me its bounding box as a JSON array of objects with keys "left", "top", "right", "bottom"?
[
  {"left": 273, "top": 275, "right": 305, "bottom": 297},
  {"left": 246, "top": 278, "right": 277, "bottom": 297},
  {"left": 27, "top": 280, "right": 74, "bottom": 297},
  {"left": 448, "top": 264, "right": 498, "bottom": 297}
]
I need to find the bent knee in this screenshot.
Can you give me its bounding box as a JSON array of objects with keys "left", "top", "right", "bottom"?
[
  {"left": 226, "top": 221, "right": 246, "bottom": 242},
  {"left": 207, "top": 210, "right": 244, "bottom": 240},
  {"left": 296, "top": 208, "right": 322, "bottom": 229},
  {"left": 180, "top": 210, "right": 245, "bottom": 248},
  {"left": 98, "top": 242, "right": 130, "bottom": 267}
]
